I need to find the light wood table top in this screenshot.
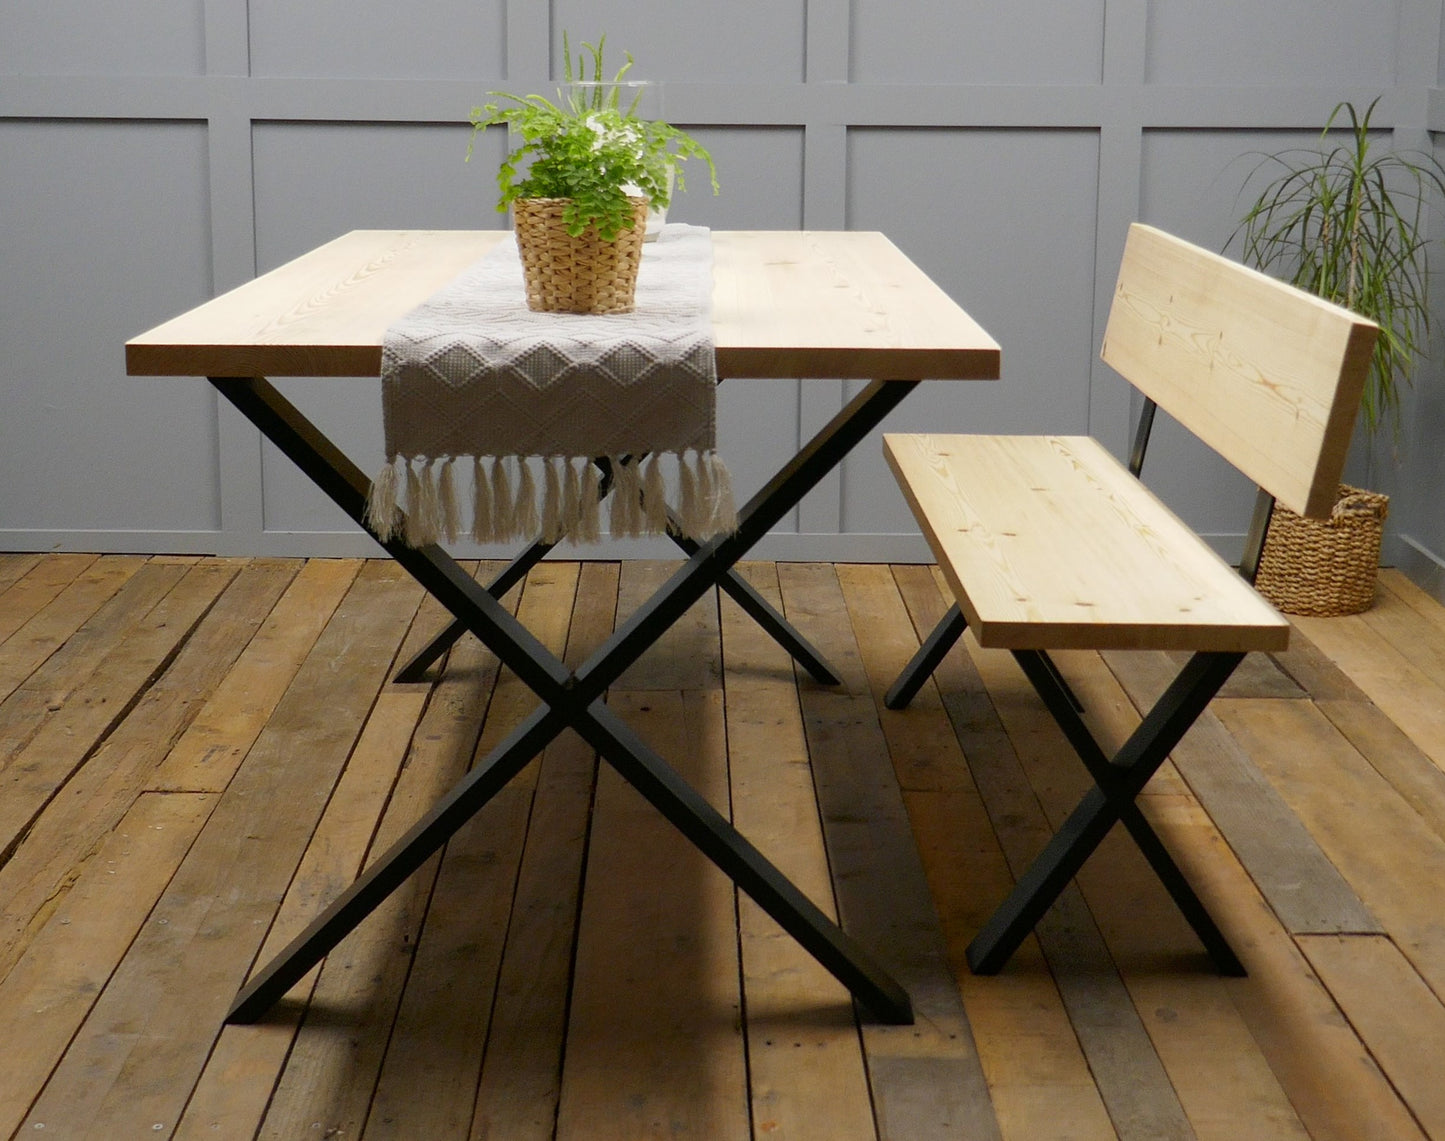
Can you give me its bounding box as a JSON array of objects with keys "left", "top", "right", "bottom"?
[{"left": 126, "top": 229, "right": 1001, "bottom": 382}]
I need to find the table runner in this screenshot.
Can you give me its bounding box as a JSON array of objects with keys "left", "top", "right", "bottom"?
[{"left": 365, "top": 224, "right": 736, "bottom": 547}]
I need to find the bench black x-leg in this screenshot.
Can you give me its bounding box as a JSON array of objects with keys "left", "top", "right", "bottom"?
[
  {"left": 883, "top": 604, "right": 1083, "bottom": 717},
  {"left": 884, "top": 604, "right": 1244, "bottom": 975},
  {"left": 213, "top": 374, "right": 916, "bottom": 1027},
  {"left": 887, "top": 403, "right": 1266, "bottom": 976},
  {"left": 966, "top": 647, "right": 1246, "bottom": 975}
]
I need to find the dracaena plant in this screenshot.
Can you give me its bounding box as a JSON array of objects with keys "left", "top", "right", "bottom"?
[
  {"left": 466, "top": 33, "right": 717, "bottom": 242},
  {"left": 1229, "top": 98, "right": 1445, "bottom": 439}
]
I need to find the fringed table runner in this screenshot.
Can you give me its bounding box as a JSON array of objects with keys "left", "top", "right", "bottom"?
[{"left": 366, "top": 223, "right": 736, "bottom": 547}]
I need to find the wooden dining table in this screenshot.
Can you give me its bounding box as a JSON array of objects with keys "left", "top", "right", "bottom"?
[{"left": 127, "top": 228, "right": 1001, "bottom": 1027}]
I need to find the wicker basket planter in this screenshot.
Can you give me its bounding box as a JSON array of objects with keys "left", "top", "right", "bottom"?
[
  {"left": 513, "top": 196, "right": 649, "bottom": 314},
  {"left": 1254, "top": 484, "right": 1389, "bottom": 616}
]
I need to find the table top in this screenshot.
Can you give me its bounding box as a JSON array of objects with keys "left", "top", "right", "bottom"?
[{"left": 126, "top": 229, "right": 1001, "bottom": 382}]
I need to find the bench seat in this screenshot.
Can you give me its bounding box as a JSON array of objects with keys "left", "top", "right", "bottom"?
[{"left": 884, "top": 432, "right": 1289, "bottom": 654}]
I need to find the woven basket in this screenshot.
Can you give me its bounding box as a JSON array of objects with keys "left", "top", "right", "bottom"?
[
  {"left": 512, "top": 196, "right": 649, "bottom": 314},
  {"left": 1255, "top": 484, "right": 1389, "bottom": 616}
]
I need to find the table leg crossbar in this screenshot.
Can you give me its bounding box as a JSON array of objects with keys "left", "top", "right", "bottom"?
[{"left": 214, "top": 374, "right": 917, "bottom": 1026}]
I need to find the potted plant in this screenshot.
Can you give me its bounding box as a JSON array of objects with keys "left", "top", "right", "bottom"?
[
  {"left": 466, "top": 34, "right": 717, "bottom": 314},
  {"left": 1228, "top": 98, "right": 1445, "bottom": 614}
]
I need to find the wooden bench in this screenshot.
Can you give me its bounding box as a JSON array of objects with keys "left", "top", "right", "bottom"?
[{"left": 883, "top": 223, "right": 1377, "bottom": 975}]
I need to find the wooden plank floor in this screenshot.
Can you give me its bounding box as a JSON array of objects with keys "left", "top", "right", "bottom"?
[{"left": 2, "top": 552, "right": 1444, "bottom": 1139}]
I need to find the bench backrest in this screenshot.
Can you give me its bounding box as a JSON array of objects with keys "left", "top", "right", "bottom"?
[{"left": 1100, "top": 224, "right": 1378, "bottom": 519}]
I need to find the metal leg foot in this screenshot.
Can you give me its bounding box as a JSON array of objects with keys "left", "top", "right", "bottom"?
[{"left": 885, "top": 603, "right": 968, "bottom": 709}]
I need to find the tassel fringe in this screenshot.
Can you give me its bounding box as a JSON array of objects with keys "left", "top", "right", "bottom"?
[
  {"left": 541, "top": 457, "right": 563, "bottom": 543},
  {"left": 709, "top": 452, "right": 737, "bottom": 532},
  {"left": 513, "top": 459, "right": 539, "bottom": 538},
  {"left": 577, "top": 461, "right": 602, "bottom": 543},
  {"left": 609, "top": 458, "right": 643, "bottom": 538},
  {"left": 642, "top": 454, "right": 668, "bottom": 533},
  {"left": 365, "top": 456, "right": 403, "bottom": 542},
  {"left": 491, "top": 457, "right": 514, "bottom": 537},
  {"left": 367, "top": 449, "right": 737, "bottom": 548},
  {"left": 562, "top": 458, "right": 583, "bottom": 541},
  {"left": 471, "top": 456, "right": 493, "bottom": 542},
  {"left": 403, "top": 459, "right": 430, "bottom": 546},
  {"left": 437, "top": 457, "right": 460, "bottom": 543}
]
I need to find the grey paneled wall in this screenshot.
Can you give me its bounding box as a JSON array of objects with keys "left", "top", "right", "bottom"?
[
  {"left": 0, "top": 119, "right": 219, "bottom": 535},
  {"left": 4, "top": 0, "right": 1445, "bottom": 579},
  {"left": 842, "top": 127, "right": 1102, "bottom": 535},
  {"left": 247, "top": 0, "right": 507, "bottom": 80},
  {"left": 1144, "top": 0, "right": 1399, "bottom": 86},
  {"left": 0, "top": 1, "right": 206, "bottom": 77},
  {"left": 849, "top": 0, "right": 1105, "bottom": 85}
]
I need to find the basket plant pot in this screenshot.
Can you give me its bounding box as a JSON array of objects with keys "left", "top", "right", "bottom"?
[
  {"left": 513, "top": 196, "right": 649, "bottom": 314},
  {"left": 1254, "top": 484, "right": 1389, "bottom": 616}
]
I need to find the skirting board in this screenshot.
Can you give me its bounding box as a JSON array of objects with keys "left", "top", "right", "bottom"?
[
  {"left": 1390, "top": 533, "right": 1445, "bottom": 605},
  {"left": 0, "top": 527, "right": 1262, "bottom": 565},
  {"left": 0, "top": 527, "right": 939, "bottom": 564},
  {"left": 21, "top": 531, "right": 1440, "bottom": 589}
]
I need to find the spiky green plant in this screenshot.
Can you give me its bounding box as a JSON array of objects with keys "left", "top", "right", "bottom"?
[{"left": 1230, "top": 98, "right": 1445, "bottom": 438}]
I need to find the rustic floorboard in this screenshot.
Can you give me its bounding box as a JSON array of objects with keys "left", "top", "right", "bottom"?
[
  {"left": 789, "top": 562, "right": 1001, "bottom": 1141},
  {"left": 2, "top": 556, "right": 1443, "bottom": 1140},
  {"left": 723, "top": 563, "right": 876, "bottom": 1141},
  {"left": 469, "top": 560, "right": 616, "bottom": 1141}
]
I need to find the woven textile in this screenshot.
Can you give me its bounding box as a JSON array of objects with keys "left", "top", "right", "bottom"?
[{"left": 366, "top": 224, "right": 735, "bottom": 547}]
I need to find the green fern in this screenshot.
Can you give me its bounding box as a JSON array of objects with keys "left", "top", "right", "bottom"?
[{"left": 466, "top": 33, "right": 717, "bottom": 242}]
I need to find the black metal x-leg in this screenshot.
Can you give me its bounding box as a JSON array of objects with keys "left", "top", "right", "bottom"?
[
  {"left": 883, "top": 597, "right": 1242, "bottom": 974},
  {"left": 394, "top": 465, "right": 840, "bottom": 686},
  {"left": 884, "top": 602, "right": 1083, "bottom": 715},
  {"left": 392, "top": 534, "right": 562, "bottom": 682},
  {"left": 966, "top": 648, "right": 1247, "bottom": 975},
  {"left": 214, "top": 373, "right": 916, "bottom": 1026}
]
